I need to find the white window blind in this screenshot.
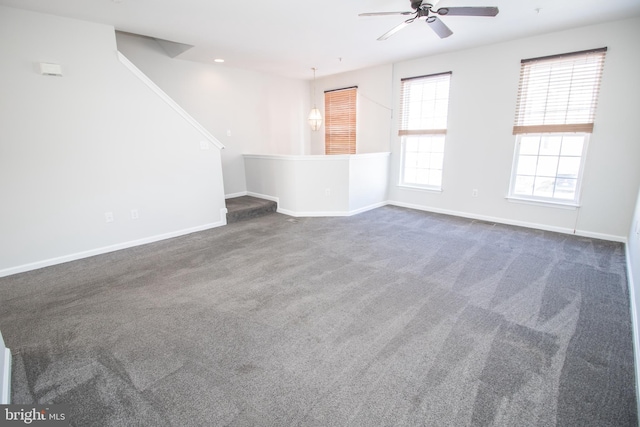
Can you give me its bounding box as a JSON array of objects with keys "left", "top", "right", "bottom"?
[
  {"left": 399, "top": 72, "right": 451, "bottom": 136},
  {"left": 325, "top": 87, "right": 357, "bottom": 155},
  {"left": 513, "top": 48, "right": 607, "bottom": 135}
]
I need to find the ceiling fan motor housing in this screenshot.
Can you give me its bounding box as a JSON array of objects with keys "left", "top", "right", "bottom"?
[
  {"left": 411, "top": 0, "right": 429, "bottom": 10},
  {"left": 361, "top": 1, "right": 499, "bottom": 41}
]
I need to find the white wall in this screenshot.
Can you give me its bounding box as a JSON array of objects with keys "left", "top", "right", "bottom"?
[
  {"left": 310, "top": 65, "right": 394, "bottom": 155},
  {"left": 383, "top": 17, "right": 640, "bottom": 241},
  {"left": 2, "top": 6, "right": 636, "bottom": 279},
  {"left": 244, "top": 153, "right": 389, "bottom": 216},
  {"left": 349, "top": 154, "right": 390, "bottom": 213},
  {"left": 116, "top": 17, "right": 640, "bottom": 242},
  {"left": 115, "top": 33, "right": 311, "bottom": 196},
  {"left": 306, "top": 17, "right": 640, "bottom": 240},
  {"left": 0, "top": 7, "right": 226, "bottom": 276}
]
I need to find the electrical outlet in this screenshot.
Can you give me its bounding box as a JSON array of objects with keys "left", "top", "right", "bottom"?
[
  {"left": 325, "top": 188, "right": 331, "bottom": 197},
  {"left": 131, "top": 209, "right": 139, "bottom": 220},
  {"left": 472, "top": 189, "right": 478, "bottom": 197},
  {"left": 105, "top": 212, "right": 114, "bottom": 223},
  {"left": 199, "top": 141, "right": 210, "bottom": 150},
  {"left": 226, "top": 129, "right": 232, "bottom": 137}
]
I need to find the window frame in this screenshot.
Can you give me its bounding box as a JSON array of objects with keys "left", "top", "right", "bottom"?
[
  {"left": 508, "top": 133, "right": 590, "bottom": 207},
  {"left": 508, "top": 48, "right": 606, "bottom": 206},
  {"left": 399, "top": 135, "right": 446, "bottom": 191},
  {"left": 397, "top": 72, "right": 452, "bottom": 191}
]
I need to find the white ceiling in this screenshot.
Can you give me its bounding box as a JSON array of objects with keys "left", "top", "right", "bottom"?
[{"left": 1, "top": 0, "right": 639, "bottom": 80}]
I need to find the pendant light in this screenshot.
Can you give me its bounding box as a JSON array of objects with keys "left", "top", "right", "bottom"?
[{"left": 308, "top": 67, "right": 322, "bottom": 131}]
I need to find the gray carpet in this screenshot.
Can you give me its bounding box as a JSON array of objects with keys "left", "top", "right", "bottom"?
[
  {"left": 0, "top": 206, "right": 636, "bottom": 426},
  {"left": 225, "top": 196, "right": 277, "bottom": 224}
]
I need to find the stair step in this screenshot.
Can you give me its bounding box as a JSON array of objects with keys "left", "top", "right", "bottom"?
[{"left": 226, "top": 196, "right": 277, "bottom": 224}]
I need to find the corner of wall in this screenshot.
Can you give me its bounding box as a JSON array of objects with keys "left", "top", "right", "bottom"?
[
  {"left": 0, "top": 331, "right": 11, "bottom": 404},
  {"left": 625, "top": 243, "right": 640, "bottom": 424}
]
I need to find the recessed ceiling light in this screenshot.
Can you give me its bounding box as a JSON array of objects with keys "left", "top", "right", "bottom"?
[{"left": 214, "top": 59, "right": 225, "bottom": 63}]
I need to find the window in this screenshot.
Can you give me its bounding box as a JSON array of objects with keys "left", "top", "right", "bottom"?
[
  {"left": 512, "top": 134, "right": 588, "bottom": 200},
  {"left": 509, "top": 48, "right": 607, "bottom": 205},
  {"left": 325, "top": 87, "right": 357, "bottom": 155},
  {"left": 398, "top": 72, "right": 451, "bottom": 190}
]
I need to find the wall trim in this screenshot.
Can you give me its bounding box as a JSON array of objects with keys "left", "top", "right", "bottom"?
[
  {"left": 1, "top": 199, "right": 626, "bottom": 277},
  {"left": 625, "top": 243, "right": 640, "bottom": 423},
  {"left": 117, "top": 51, "right": 225, "bottom": 150},
  {"left": 278, "top": 201, "right": 387, "bottom": 218},
  {"left": 220, "top": 207, "right": 228, "bottom": 226},
  {"left": 240, "top": 193, "right": 627, "bottom": 242},
  {"left": 388, "top": 201, "right": 627, "bottom": 243},
  {"left": 0, "top": 220, "right": 226, "bottom": 278},
  {"left": 246, "top": 191, "right": 383, "bottom": 217},
  {"left": 349, "top": 202, "right": 389, "bottom": 216},
  {"left": 0, "top": 331, "right": 11, "bottom": 404},
  {"left": 247, "top": 192, "right": 280, "bottom": 204},
  {"left": 576, "top": 228, "right": 627, "bottom": 243},
  {"left": 225, "top": 191, "right": 248, "bottom": 199}
]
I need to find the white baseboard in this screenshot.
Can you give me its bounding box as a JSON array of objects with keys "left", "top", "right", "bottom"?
[
  {"left": 573, "top": 229, "right": 627, "bottom": 243},
  {"left": 349, "top": 202, "right": 388, "bottom": 216},
  {"left": 388, "top": 201, "right": 627, "bottom": 243},
  {"left": 278, "top": 201, "right": 387, "bottom": 218},
  {"left": 0, "top": 220, "right": 226, "bottom": 278},
  {"left": 1, "top": 199, "right": 626, "bottom": 278},
  {"left": 219, "top": 207, "right": 228, "bottom": 226},
  {"left": 246, "top": 192, "right": 280, "bottom": 204},
  {"left": 0, "top": 331, "right": 10, "bottom": 404},
  {"left": 625, "top": 244, "right": 640, "bottom": 425},
  {"left": 242, "top": 196, "right": 627, "bottom": 243},
  {"left": 246, "top": 191, "right": 384, "bottom": 218},
  {"left": 225, "top": 191, "right": 248, "bottom": 199},
  {"left": 277, "top": 208, "right": 350, "bottom": 217}
]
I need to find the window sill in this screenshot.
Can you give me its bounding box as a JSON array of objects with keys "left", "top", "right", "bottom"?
[
  {"left": 397, "top": 184, "right": 443, "bottom": 193},
  {"left": 506, "top": 196, "right": 580, "bottom": 210}
]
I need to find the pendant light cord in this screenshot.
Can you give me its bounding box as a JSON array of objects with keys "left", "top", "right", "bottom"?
[{"left": 311, "top": 67, "right": 317, "bottom": 107}]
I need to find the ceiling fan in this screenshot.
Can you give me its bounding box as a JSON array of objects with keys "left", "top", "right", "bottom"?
[{"left": 359, "top": 0, "right": 499, "bottom": 40}]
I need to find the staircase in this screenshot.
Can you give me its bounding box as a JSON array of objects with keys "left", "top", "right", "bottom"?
[{"left": 225, "top": 196, "right": 277, "bottom": 224}]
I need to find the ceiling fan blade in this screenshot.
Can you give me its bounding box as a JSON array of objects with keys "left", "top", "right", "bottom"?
[
  {"left": 426, "top": 16, "right": 453, "bottom": 39},
  {"left": 378, "top": 20, "right": 410, "bottom": 41},
  {"left": 359, "top": 11, "right": 413, "bottom": 17},
  {"left": 436, "top": 7, "right": 499, "bottom": 17}
]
